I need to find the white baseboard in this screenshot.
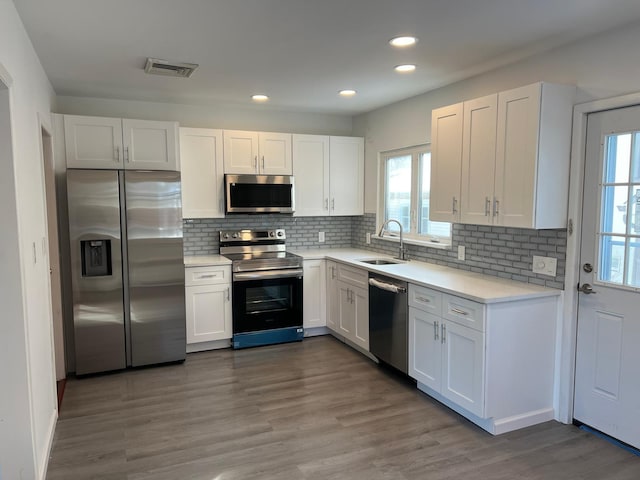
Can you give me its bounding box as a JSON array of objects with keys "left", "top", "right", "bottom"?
[
  {"left": 304, "top": 326, "right": 330, "bottom": 337},
  {"left": 40, "top": 408, "right": 58, "bottom": 480}
]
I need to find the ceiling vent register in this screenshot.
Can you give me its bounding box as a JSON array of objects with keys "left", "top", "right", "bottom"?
[{"left": 144, "top": 58, "right": 199, "bottom": 78}]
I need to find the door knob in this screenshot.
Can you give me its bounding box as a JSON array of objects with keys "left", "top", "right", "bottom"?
[
  {"left": 583, "top": 263, "right": 593, "bottom": 273},
  {"left": 578, "top": 283, "right": 596, "bottom": 294}
]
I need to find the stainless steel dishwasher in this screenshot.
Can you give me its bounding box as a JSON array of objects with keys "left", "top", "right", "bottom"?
[{"left": 368, "top": 273, "right": 408, "bottom": 374}]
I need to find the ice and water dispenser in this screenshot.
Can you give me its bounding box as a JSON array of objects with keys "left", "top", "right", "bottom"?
[{"left": 80, "top": 239, "right": 112, "bottom": 277}]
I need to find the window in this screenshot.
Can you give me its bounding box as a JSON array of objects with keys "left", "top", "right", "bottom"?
[{"left": 378, "top": 145, "right": 451, "bottom": 245}]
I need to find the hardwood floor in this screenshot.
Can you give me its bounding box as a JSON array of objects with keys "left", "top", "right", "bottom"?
[{"left": 47, "top": 336, "right": 640, "bottom": 479}]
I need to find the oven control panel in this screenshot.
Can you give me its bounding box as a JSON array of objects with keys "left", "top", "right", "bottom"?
[{"left": 219, "top": 229, "right": 286, "bottom": 244}]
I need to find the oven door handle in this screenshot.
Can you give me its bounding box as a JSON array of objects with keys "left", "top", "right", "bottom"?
[{"left": 233, "top": 268, "right": 304, "bottom": 282}]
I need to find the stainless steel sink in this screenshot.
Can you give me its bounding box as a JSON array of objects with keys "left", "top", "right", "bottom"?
[{"left": 359, "top": 258, "right": 403, "bottom": 265}]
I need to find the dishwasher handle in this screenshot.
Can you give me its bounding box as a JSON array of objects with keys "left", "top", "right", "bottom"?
[{"left": 369, "top": 277, "right": 407, "bottom": 294}]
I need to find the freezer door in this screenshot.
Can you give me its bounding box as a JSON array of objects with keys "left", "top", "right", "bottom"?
[
  {"left": 67, "top": 169, "right": 126, "bottom": 375},
  {"left": 124, "top": 171, "right": 186, "bottom": 366}
]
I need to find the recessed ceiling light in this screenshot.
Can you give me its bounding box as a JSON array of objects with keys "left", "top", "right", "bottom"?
[
  {"left": 389, "top": 36, "right": 418, "bottom": 48},
  {"left": 339, "top": 89, "right": 357, "bottom": 97},
  {"left": 251, "top": 94, "right": 269, "bottom": 102},
  {"left": 394, "top": 64, "right": 416, "bottom": 73}
]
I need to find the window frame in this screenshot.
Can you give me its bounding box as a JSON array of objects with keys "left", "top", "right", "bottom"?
[{"left": 377, "top": 144, "right": 452, "bottom": 248}]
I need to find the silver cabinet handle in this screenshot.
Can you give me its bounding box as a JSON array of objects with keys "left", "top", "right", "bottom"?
[
  {"left": 332, "top": 266, "right": 336, "bottom": 279},
  {"left": 199, "top": 274, "right": 218, "bottom": 278},
  {"left": 434, "top": 321, "right": 439, "bottom": 341},
  {"left": 332, "top": 198, "right": 335, "bottom": 211},
  {"left": 452, "top": 197, "right": 458, "bottom": 214},
  {"left": 115, "top": 146, "right": 120, "bottom": 162},
  {"left": 485, "top": 197, "right": 491, "bottom": 216},
  {"left": 450, "top": 307, "right": 469, "bottom": 316},
  {"left": 226, "top": 287, "right": 230, "bottom": 301},
  {"left": 441, "top": 323, "right": 446, "bottom": 344},
  {"left": 416, "top": 295, "right": 430, "bottom": 303},
  {"left": 124, "top": 146, "right": 130, "bottom": 163},
  {"left": 325, "top": 198, "right": 329, "bottom": 210},
  {"left": 262, "top": 155, "right": 265, "bottom": 169},
  {"left": 494, "top": 198, "right": 499, "bottom": 216}
]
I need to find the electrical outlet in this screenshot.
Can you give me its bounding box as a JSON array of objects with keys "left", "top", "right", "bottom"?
[
  {"left": 366, "top": 232, "right": 371, "bottom": 244},
  {"left": 318, "top": 231, "right": 325, "bottom": 243},
  {"left": 457, "top": 245, "right": 465, "bottom": 261},
  {"left": 532, "top": 255, "right": 557, "bottom": 276}
]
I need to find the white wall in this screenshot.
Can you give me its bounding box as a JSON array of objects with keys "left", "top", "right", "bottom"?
[
  {"left": 354, "top": 19, "right": 640, "bottom": 212},
  {"left": 57, "top": 95, "right": 353, "bottom": 135},
  {"left": 0, "top": 1, "right": 57, "bottom": 479}
]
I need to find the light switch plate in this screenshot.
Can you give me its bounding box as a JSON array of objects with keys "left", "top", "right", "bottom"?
[
  {"left": 532, "top": 255, "right": 557, "bottom": 277},
  {"left": 457, "top": 245, "right": 465, "bottom": 261},
  {"left": 318, "top": 231, "right": 325, "bottom": 243},
  {"left": 366, "top": 232, "right": 371, "bottom": 244}
]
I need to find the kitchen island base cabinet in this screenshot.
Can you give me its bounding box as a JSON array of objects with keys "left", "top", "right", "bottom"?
[
  {"left": 409, "top": 283, "right": 557, "bottom": 435},
  {"left": 185, "top": 265, "right": 232, "bottom": 352}
]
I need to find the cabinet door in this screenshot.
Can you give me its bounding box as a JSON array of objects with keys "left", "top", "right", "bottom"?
[
  {"left": 430, "top": 103, "right": 463, "bottom": 222},
  {"left": 441, "top": 320, "right": 485, "bottom": 417},
  {"left": 460, "top": 95, "right": 497, "bottom": 225},
  {"left": 303, "top": 260, "right": 326, "bottom": 329},
  {"left": 64, "top": 115, "right": 124, "bottom": 169},
  {"left": 180, "top": 128, "right": 224, "bottom": 218},
  {"left": 352, "top": 285, "right": 369, "bottom": 351},
  {"left": 185, "top": 283, "right": 232, "bottom": 343},
  {"left": 122, "top": 119, "right": 179, "bottom": 171},
  {"left": 259, "top": 132, "right": 292, "bottom": 175},
  {"left": 223, "top": 130, "right": 259, "bottom": 174},
  {"left": 408, "top": 307, "right": 441, "bottom": 391},
  {"left": 494, "top": 83, "right": 541, "bottom": 228},
  {"left": 429, "top": 103, "right": 463, "bottom": 222},
  {"left": 293, "top": 134, "right": 330, "bottom": 216},
  {"left": 326, "top": 262, "right": 339, "bottom": 332},
  {"left": 338, "top": 281, "right": 355, "bottom": 338},
  {"left": 329, "top": 136, "right": 364, "bottom": 216}
]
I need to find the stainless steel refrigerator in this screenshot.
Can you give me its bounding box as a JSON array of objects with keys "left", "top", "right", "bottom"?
[{"left": 67, "top": 169, "right": 186, "bottom": 375}]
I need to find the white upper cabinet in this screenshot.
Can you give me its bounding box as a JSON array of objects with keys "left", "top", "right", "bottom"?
[
  {"left": 430, "top": 82, "right": 574, "bottom": 229},
  {"left": 430, "top": 103, "right": 463, "bottom": 223},
  {"left": 460, "top": 95, "right": 498, "bottom": 226},
  {"left": 494, "top": 82, "right": 574, "bottom": 229},
  {"left": 223, "top": 130, "right": 292, "bottom": 175},
  {"left": 64, "top": 115, "right": 179, "bottom": 171},
  {"left": 293, "top": 134, "right": 331, "bottom": 216},
  {"left": 180, "top": 128, "right": 224, "bottom": 219},
  {"left": 329, "top": 136, "right": 364, "bottom": 216},
  {"left": 64, "top": 115, "right": 124, "bottom": 169},
  {"left": 122, "top": 119, "right": 179, "bottom": 171},
  {"left": 293, "top": 135, "right": 364, "bottom": 217}
]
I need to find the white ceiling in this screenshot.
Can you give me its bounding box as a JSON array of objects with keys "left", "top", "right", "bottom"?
[{"left": 14, "top": 0, "right": 640, "bottom": 115}]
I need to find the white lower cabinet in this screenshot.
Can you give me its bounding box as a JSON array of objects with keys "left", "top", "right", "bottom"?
[
  {"left": 303, "top": 259, "right": 326, "bottom": 332},
  {"left": 409, "top": 283, "right": 557, "bottom": 435},
  {"left": 185, "top": 265, "right": 232, "bottom": 350},
  {"left": 326, "top": 261, "right": 369, "bottom": 351}
]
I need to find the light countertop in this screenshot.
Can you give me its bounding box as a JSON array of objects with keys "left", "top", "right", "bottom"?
[
  {"left": 184, "top": 255, "right": 232, "bottom": 267},
  {"left": 291, "top": 248, "right": 560, "bottom": 304}
]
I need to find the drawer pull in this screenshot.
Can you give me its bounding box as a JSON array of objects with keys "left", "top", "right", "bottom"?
[
  {"left": 198, "top": 274, "right": 219, "bottom": 278},
  {"left": 416, "top": 295, "right": 431, "bottom": 303},
  {"left": 441, "top": 323, "right": 446, "bottom": 344},
  {"left": 450, "top": 307, "right": 469, "bottom": 316}
]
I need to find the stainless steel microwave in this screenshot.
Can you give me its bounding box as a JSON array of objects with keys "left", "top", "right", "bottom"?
[{"left": 225, "top": 174, "right": 295, "bottom": 214}]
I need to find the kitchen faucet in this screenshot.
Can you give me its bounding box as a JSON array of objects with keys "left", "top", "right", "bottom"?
[{"left": 378, "top": 219, "right": 406, "bottom": 260}]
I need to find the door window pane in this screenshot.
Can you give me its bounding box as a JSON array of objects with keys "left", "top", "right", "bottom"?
[
  {"left": 604, "top": 134, "right": 631, "bottom": 184},
  {"left": 627, "top": 238, "right": 640, "bottom": 287},
  {"left": 599, "top": 235, "right": 625, "bottom": 284},
  {"left": 384, "top": 155, "right": 411, "bottom": 232},
  {"left": 601, "top": 186, "right": 628, "bottom": 234}
]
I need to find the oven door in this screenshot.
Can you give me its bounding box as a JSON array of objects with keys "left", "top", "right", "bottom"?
[{"left": 232, "top": 269, "right": 303, "bottom": 334}]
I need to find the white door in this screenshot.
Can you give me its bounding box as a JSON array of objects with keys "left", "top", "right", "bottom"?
[
  {"left": 259, "top": 132, "right": 292, "bottom": 175},
  {"left": 122, "top": 119, "right": 179, "bottom": 171},
  {"left": 329, "top": 136, "right": 364, "bottom": 216},
  {"left": 429, "top": 103, "right": 463, "bottom": 223},
  {"left": 223, "top": 130, "right": 259, "bottom": 174},
  {"left": 180, "top": 128, "right": 224, "bottom": 218},
  {"left": 185, "top": 284, "right": 232, "bottom": 343},
  {"left": 574, "top": 105, "right": 640, "bottom": 449},
  {"left": 293, "top": 134, "right": 330, "bottom": 216},
  {"left": 326, "top": 262, "right": 339, "bottom": 332},
  {"left": 408, "top": 307, "right": 441, "bottom": 390},
  {"left": 63, "top": 115, "right": 124, "bottom": 169},
  {"left": 441, "top": 320, "right": 485, "bottom": 418},
  {"left": 338, "top": 282, "right": 355, "bottom": 338},
  {"left": 352, "top": 286, "right": 369, "bottom": 351},
  {"left": 303, "top": 260, "right": 326, "bottom": 329}
]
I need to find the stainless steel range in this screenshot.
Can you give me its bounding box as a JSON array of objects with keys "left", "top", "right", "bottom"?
[{"left": 220, "top": 228, "right": 304, "bottom": 349}]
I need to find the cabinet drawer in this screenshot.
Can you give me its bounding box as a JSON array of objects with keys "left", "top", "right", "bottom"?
[
  {"left": 337, "top": 264, "right": 368, "bottom": 289},
  {"left": 443, "top": 294, "right": 485, "bottom": 332},
  {"left": 185, "top": 266, "right": 230, "bottom": 286},
  {"left": 409, "top": 284, "right": 442, "bottom": 315}
]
